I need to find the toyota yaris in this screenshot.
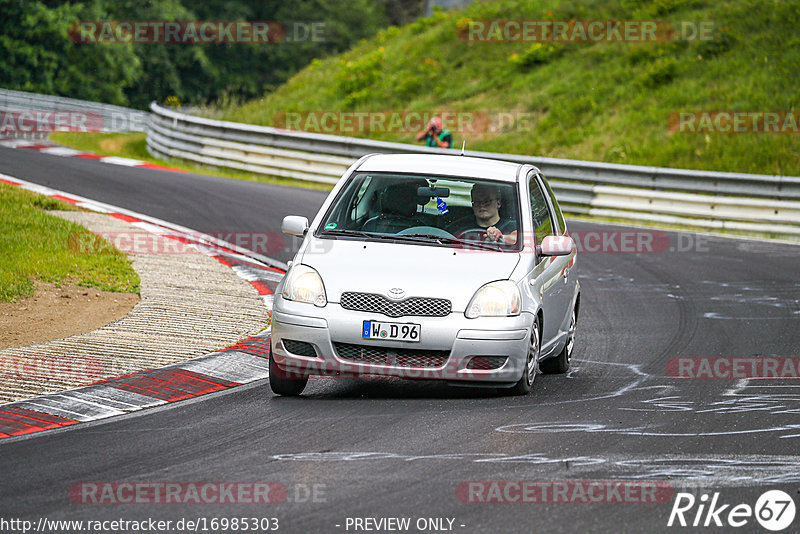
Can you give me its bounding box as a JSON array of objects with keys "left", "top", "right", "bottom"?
[{"left": 270, "top": 153, "right": 579, "bottom": 396}]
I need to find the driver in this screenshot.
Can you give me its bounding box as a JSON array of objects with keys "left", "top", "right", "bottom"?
[{"left": 450, "top": 183, "right": 517, "bottom": 244}]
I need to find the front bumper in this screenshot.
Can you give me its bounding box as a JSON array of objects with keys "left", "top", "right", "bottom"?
[{"left": 271, "top": 299, "right": 534, "bottom": 384}]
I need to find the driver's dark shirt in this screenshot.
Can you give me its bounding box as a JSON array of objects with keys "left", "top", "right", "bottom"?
[{"left": 492, "top": 217, "right": 517, "bottom": 234}]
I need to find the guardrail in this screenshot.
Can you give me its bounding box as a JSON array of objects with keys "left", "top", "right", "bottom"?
[
  {"left": 0, "top": 89, "right": 147, "bottom": 138},
  {"left": 147, "top": 102, "right": 800, "bottom": 238}
]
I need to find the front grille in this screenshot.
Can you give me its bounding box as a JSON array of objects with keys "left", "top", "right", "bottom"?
[
  {"left": 334, "top": 342, "right": 449, "bottom": 368},
  {"left": 466, "top": 356, "right": 508, "bottom": 370},
  {"left": 340, "top": 292, "right": 451, "bottom": 318},
  {"left": 282, "top": 339, "right": 317, "bottom": 358}
]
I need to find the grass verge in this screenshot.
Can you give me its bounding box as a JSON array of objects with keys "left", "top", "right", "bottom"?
[{"left": 0, "top": 183, "right": 140, "bottom": 302}]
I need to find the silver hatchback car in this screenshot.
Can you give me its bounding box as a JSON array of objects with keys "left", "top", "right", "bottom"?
[{"left": 270, "top": 153, "right": 579, "bottom": 396}]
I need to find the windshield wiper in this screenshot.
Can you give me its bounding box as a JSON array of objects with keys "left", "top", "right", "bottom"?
[
  {"left": 320, "top": 230, "right": 505, "bottom": 251},
  {"left": 320, "top": 229, "right": 431, "bottom": 243},
  {"left": 318, "top": 229, "right": 376, "bottom": 239},
  {"left": 401, "top": 233, "right": 504, "bottom": 251}
]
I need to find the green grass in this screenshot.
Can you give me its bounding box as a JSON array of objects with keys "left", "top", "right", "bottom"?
[
  {"left": 49, "top": 132, "right": 333, "bottom": 191},
  {"left": 0, "top": 183, "right": 140, "bottom": 302},
  {"left": 49, "top": 132, "right": 151, "bottom": 161},
  {"left": 208, "top": 0, "right": 800, "bottom": 177}
]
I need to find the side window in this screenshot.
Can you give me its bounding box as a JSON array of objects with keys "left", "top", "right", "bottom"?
[
  {"left": 542, "top": 176, "right": 565, "bottom": 235},
  {"left": 529, "top": 176, "right": 554, "bottom": 245}
]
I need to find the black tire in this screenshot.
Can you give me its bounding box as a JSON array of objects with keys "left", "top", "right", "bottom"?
[
  {"left": 540, "top": 307, "right": 576, "bottom": 374},
  {"left": 507, "top": 316, "right": 540, "bottom": 396},
  {"left": 269, "top": 342, "right": 308, "bottom": 396}
]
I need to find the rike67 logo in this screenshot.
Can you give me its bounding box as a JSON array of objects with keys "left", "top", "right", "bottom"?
[{"left": 668, "top": 490, "right": 796, "bottom": 531}]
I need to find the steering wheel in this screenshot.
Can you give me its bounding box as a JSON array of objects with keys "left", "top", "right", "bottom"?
[
  {"left": 455, "top": 227, "right": 498, "bottom": 242},
  {"left": 398, "top": 226, "right": 455, "bottom": 238}
]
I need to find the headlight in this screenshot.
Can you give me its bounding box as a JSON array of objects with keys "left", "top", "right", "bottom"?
[
  {"left": 281, "top": 264, "right": 327, "bottom": 307},
  {"left": 465, "top": 280, "right": 521, "bottom": 318}
]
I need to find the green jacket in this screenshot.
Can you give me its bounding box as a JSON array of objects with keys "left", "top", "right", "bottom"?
[{"left": 425, "top": 129, "right": 453, "bottom": 148}]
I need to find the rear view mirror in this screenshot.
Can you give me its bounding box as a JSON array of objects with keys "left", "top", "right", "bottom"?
[
  {"left": 282, "top": 215, "right": 309, "bottom": 237},
  {"left": 538, "top": 235, "right": 574, "bottom": 257},
  {"left": 417, "top": 186, "right": 450, "bottom": 198}
]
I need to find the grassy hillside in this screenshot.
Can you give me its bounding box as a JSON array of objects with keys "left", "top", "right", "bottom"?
[{"left": 212, "top": 0, "right": 800, "bottom": 176}]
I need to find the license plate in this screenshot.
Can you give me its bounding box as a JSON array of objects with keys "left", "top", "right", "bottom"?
[{"left": 362, "top": 320, "right": 420, "bottom": 342}]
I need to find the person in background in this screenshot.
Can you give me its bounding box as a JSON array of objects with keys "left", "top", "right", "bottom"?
[{"left": 416, "top": 116, "right": 453, "bottom": 148}]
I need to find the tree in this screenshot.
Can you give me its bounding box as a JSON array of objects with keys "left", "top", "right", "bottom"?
[{"left": 0, "top": 0, "right": 140, "bottom": 105}]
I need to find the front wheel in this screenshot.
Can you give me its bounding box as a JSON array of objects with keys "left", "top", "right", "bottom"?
[
  {"left": 540, "top": 308, "right": 576, "bottom": 374},
  {"left": 507, "top": 317, "right": 540, "bottom": 396},
  {"left": 269, "top": 342, "right": 308, "bottom": 396}
]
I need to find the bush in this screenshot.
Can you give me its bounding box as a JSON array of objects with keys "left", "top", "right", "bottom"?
[
  {"left": 696, "top": 31, "right": 736, "bottom": 59},
  {"left": 623, "top": 0, "right": 701, "bottom": 17},
  {"left": 627, "top": 40, "right": 688, "bottom": 65},
  {"left": 335, "top": 47, "right": 385, "bottom": 107},
  {"left": 637, "top": 57, "right": 680, "bottom": 87},
  {"left": 509, "top": 43, "right": 561, "bottom": 69}
]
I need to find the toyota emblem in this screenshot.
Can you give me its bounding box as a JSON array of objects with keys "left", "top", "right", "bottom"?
[{"left": 387, "top": 288, "right": 406, "bottom": 300}]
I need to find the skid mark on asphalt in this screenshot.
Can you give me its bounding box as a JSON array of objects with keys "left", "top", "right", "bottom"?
[
  {"left": 583, "top": 269, "right": 800, "bottom": 322},
  {"left": 266, "top": 361, "right": 800, "bottom": 484},
  {"left": 528, "top": 359, "right": 800, "bottom": 440},
  {"left": 268, "top": 451, "right": 800, "bottom": 486},
  {"left": 496, "top": 421, "right": 800, "bottom": 438}
]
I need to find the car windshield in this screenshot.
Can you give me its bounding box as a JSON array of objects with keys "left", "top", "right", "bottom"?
[{"left": 316, "top": 172, "right": 521, "bottom": 251}]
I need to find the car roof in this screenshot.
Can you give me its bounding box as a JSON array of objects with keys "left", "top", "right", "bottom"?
[{"left": 356, "top": 153, "right": 525, "bottom": 182}]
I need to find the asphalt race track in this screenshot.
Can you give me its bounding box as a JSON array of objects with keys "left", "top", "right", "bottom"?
[{"left": 1, "top": 145, "right": 799, "bottom": 533}]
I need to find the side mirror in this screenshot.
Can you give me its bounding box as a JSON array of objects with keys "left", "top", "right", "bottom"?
[
  {"left": 282, "top": 215, "right": 309, "bottom": 237},
  {"left": 538, "top": 235, "right": 574, "bottom": 257}
]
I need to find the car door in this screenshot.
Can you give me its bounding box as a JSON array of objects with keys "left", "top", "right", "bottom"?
[
  {"left": 542, "top": 173, "right": 577, "bottom": 332},
  {"left": 526, "top": 172, "right": 572, "bottom": 352}
]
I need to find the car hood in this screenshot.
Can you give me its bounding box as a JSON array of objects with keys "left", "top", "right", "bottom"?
[{"left": 299, "top": 238, "right": 521, "bottom": 312}]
